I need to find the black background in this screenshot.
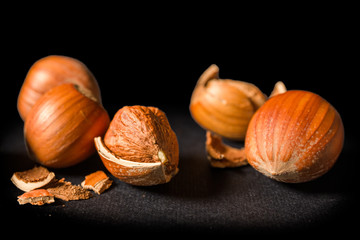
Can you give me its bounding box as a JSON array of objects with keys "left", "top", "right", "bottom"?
[
  {"left": 2, "top": 11, "right": 358, "bottom": 237},
  {"left": 4, "top": 38, "right": 355, "bottom": 128}
]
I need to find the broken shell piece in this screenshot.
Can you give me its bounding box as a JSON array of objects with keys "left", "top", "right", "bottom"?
[
  {"left": 94, "top": 136, "right": 177, "bottom": 186},
  {"left": 17, "top": 189, "right": 55, "bottom": 206},
  {"left": 81, "top": 170, "right": 113, "bottom": 195},
  {"left": 46, "top": 178, "right": 92, "bottom": 201},
  {"left": 206, "top": 131, "right": 248, "bottom": 168},
  {"left": 11, "top": 166, "right": 55, "bottom": 192},
  {"left": 95, "top": 136, "right": 179, "bottom": 186},
  {"left": 190, "top": 64, "right": 267, "bottom": 141},
  {"left": 269, "top": 81, "right": 287, "bottom": 98}
]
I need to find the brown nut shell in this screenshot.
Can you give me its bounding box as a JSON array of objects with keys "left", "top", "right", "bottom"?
[
  {"left": 95, "top": 106, "right": 179, "bottom": 186},
  {"left": 11, "top": 166, "right": 56, "bottom": 192},
  {"left": 24, "top": 83, "right": 110, "bottom": 168},
  {"left": 17, "top": 189, "right": 55, "bottom": 206},
  {"left": 190, "top": 64, "right": 267, "bottom": 140},
  {"left": 206, "top": 131, "right": 248, "bottom": 168},
  {"left": 18, "top": 55, "right": 101, "bottom": 121},
  {"left": 245, "top": 90, "right": 344, "bottom": 183}
]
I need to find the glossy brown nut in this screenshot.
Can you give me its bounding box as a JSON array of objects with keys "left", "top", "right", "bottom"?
[
  {"left": 190, "top": 64, "right": 267, "bottom": 140},
  {"left": 24, "top": 83, "right": 110, "bottom": 168},
  {"left": 18, "top": 55, "right": 101, "bottom": 121},
  {"left": 245, "top": 90, "right": 344, "bottom": 183}
]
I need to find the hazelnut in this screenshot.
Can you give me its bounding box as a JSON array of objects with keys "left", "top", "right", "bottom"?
[
  {"left": 17, "top": 55, "right": 101, "bottom": 121},
  {"left": 190, "top": 64, "right": 287, "bottom": 168},
  {"left": 24, "top": 83, "right": 110, "bottom": 168},
  {"left": 190, "top": 64, "right": 267, "bottom": 140},
  {"left": 245, "top": 90, "right": 344, "bottom": 183},
  {"left": 94, "top": 106, "right": 179, "bottom": 186}
]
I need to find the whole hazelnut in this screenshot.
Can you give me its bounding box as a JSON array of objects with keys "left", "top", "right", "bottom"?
[
  {"left": 245, "top": 90, "right": 344, "bottom": 183},
  {"left": 17, "top": 55, "right": 101, "bottom": 121},
  {"left": 24, "top": 83, "right": 110, "bottom": 168}
]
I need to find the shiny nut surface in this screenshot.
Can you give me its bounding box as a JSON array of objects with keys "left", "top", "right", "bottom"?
[
  {"left": 190, "top": 64, "right": 267, "bottom": 140},
  {"left": 17, "top": 55, "right": 101, "bottom": 121},
  {"left": 245, "top": 90, "right": 344, "bottom": 183},
  {"left": 24, "top": 83, "right": 110, "bottom": 168}
]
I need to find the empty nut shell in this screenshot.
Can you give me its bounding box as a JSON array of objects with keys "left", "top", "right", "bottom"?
[{"left": 190, "top": 64, "right": 267, "bottom": 140}]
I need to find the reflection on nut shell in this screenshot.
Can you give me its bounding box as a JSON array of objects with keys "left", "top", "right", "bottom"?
[
  {"left": 24, "top": 83, "right": 110, "bottom": 168},
  {"left": 190, "top": 64, "right": 267, "bottom": 140},
  {"left": 17, "top": 55, "right": 101, "bottom": 121},
  {"left": 95, "top": 106, "right": 179, "bottom": 186},
  {"left": 245, "top": 90, "right": 344, "bottom": 183}
]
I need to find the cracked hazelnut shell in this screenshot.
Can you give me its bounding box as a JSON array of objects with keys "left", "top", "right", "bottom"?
[
  {"left": 190, "top": 64, "right": 267, "bottom": 140},
  {"left": 245, "top": 90, "right": 344, "bottom": 183},
  {"left": 94, "top": 106, "right": 179, "bottom": 186}
]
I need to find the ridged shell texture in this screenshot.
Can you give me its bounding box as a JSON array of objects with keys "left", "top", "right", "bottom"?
[{"left": 245, "top": 90, "right": 344, "bottom": 183}]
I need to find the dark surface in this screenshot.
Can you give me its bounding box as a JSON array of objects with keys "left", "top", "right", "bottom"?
[
  {"left": 2, "top": 26, "right": 358, "bottom": 236},
  {"left": 1, "top": 110, "right": 357, "bottom": 236}
]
